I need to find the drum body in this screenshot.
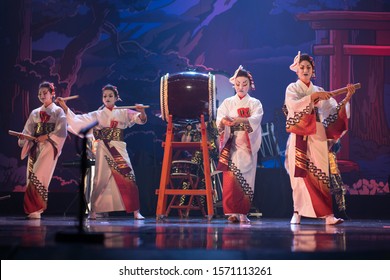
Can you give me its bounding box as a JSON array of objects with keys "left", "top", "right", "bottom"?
[
  {"left": 171, "top": 160, "right": 199, "bottom": 177},
  {"left": 160, "top": 72, "right": 216, "bottom": 122}
]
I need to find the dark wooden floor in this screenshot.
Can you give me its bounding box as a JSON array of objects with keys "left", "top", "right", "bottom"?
[{"left": 1, "top": 215, "right": 390, "bottom": 260}]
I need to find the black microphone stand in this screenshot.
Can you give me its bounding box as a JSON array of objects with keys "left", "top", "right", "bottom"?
[{"left": 56, "top": 121, "right": 104, "bottom": 243}]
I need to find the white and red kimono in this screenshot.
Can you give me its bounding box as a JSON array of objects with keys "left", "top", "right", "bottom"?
[
  {"left": 284, "top": 80, "right": 350, "bottom": 218},
  {"left": 18, "top": 103, "right": 67, "bottom": 216},
  {"left": 65, "top": 106, "right": 146, "bottom": 214},
  {"left": 216, "top": 94, "right": 263, "bottom": 215}
]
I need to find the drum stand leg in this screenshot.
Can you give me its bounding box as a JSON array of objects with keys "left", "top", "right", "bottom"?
[
  {"left": 156, "top": 215, "right": 166, "bottom": 221},
  {"left": 199, "top": 115, "right": 214, "bottom": 219}
]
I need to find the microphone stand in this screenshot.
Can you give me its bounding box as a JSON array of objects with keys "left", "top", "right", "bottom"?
[{"left": 56, "top": 121, "right": 104, "bottom": 243}]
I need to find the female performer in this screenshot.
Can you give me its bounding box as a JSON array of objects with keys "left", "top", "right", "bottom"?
[
  {"left": 56, "top": 84, "right": 146, "bottom": 220},
  {"left": 216, "top": 66, "right": 263, "bottom": 223},
  {"left": 18, "top": 81, "right": 67, "bottom": 219},
  {"left": 284, "top": 52, "right": 355, "bottom": 225}
]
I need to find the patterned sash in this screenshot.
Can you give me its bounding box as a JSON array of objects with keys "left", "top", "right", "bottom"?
[
  {"left": 217, "top": 135, "right": 233, "bottom": 171},
  {"left": 24, "top": 115, "right": 55, "bottom": 214},
  {"left": 222, "top": 162, "right": 253, "bottom": 214},
  {"left": 24, "top": 149, "right": 48, "bottom": 214},
  {"left": 294, "top": 135, "right": 308, "bottom": 177},
  {"left": 217, "top": 128, "right": 254, "bottom": 214},
  {"left": 102, "top": 140, "right": 140, "bottom": 213}
]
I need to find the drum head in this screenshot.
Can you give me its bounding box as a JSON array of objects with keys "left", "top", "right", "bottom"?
[{"left": 160, "top": 71, "right": 216, "bottom": 123}]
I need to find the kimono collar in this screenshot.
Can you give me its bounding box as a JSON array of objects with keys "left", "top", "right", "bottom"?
[
  {"left": 297, "top": 79, "right": 313, "bottom": 94},
  {"left": 41, "top": 102, "right": 54, "bottom": 110},
  {"left": 234, "top": 93, "right": 249, "bottom": 102},
  {"left": 103, "top": 105, "right": 116, "bottom": 112}
]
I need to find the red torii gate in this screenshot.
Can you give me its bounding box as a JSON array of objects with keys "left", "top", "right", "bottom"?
[{"left": 296, "top": 11, "right": 390, "bottom": 159}]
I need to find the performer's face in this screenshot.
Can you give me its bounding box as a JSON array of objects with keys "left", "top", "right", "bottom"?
[
  {"left": 234, "top": 76, "right": 250, "bottom": 98},
  {"left": 297, "top": 60, "right": 313, "bottom": 83},
  {"left": 38, "top": 87, "right": 54, "bottom": 106},
  {"left": 102, "top": 90, "right": 117, "bottom": 108}
]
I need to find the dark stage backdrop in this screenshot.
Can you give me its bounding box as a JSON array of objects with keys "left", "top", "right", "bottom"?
[{"left": 0, "top": 0, "right": 389, "bottom": 217}]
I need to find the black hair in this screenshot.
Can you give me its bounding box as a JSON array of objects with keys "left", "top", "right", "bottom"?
[
  {"left": 299, "top": 53, "right": 315, "bottom": 69},
  {"left": 235, "top": 68, "right": 255, "bottom": 90},
  {"left": 102, "top": 84, "right": 119, "bottom": 97},
  {"left": 299, "top": 53, "right": 316, "bottom": 78},
  {"left": 39, "top": 81, "right": 55, "bottom": 94}
]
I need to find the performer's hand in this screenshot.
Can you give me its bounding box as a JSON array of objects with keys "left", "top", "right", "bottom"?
[
  {"left": 135, "top": 104, "right": 147, "bottom": 122},
  {"left": 35, "top": 135, "right": 48, "bottom": 143},
  {"left": 18, "top": 135, "right": 25, "bottom": 140},
  {"left": 134, "top": 103, "right": 146, "bottom": 112},
  {"left": 222, "top": 116, "right": 234, "bottom": 126},
  {"left": 344, "top": 83, "right": 356, "bottom": 103},
  {"left": 231, "top": 117, "right": 248, "bottom": 126},
  {"left": 319, "top": 91, "right": 332, "bottom": 100},
  {"left": 312, "top": 91, "right": 331, "bottom": 102},
  {"left": 55, "top": 97, "right": 69, "bottom": 113}
]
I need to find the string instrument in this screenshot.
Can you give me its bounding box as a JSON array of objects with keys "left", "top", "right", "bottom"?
[
  {"left": 8, "top": 130, "right": 36, "bottom": 141},
  {"left": 330, "top": 83, "right": 361, "bottom": 97}
]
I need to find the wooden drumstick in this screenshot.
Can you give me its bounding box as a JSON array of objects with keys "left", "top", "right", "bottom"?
[
  {"left": 330, "top": 83, "right": 361, "bottom": 97},
  {"left": 8, "top": 130, "right": 36, "bottom": 141},
  {"left": 113, "top": 105, "right": 150, "bottom": 109},
  {"left": 61, "top": 95, "right": 79, "bottom": 101}
]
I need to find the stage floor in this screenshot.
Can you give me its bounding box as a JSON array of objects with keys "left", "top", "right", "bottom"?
[{"left": 1, "top": 215, "right": 390, "bottom": 260}]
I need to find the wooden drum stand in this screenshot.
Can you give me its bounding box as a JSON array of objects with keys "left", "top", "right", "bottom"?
[{"left": 156, "top": 115, "right": 214, "bottom": 220}]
